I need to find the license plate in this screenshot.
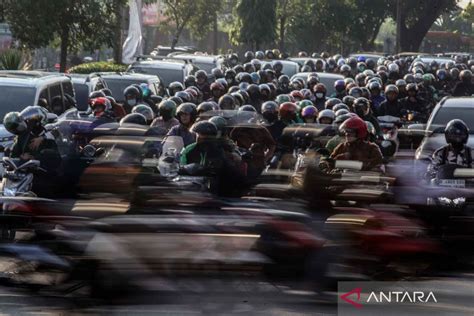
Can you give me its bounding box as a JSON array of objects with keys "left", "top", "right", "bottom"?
[{"left": 439, "top": 179, "right": 465, "bottom": 188}]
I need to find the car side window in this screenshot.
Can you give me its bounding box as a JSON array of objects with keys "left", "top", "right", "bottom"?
[
  {"left": 39, "top": 88, "right": 49, "bottom": 105},
  {"left": 49, "top": 83, "right": 64, "bottom": 115},
  {"left": 62, "top": 81, "right": 74, "bottom": 97},
  {"left": 95, "top": 79, "right": 106, "bottom": 90}
]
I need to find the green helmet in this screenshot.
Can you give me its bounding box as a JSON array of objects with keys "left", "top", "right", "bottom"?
[
  {"left": 275, "top": 94, "right": 291, "bottom": 105},
  {"left": 422, "top": 73, "right": 433, "bottom": 85},
  {"left": 158, "top": 100, "right": 177, "bottom": 119}
]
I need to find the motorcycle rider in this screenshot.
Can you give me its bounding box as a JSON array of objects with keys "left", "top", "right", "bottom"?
[
  {"left": 353, "top": 97, "right": 382, "bottom": 137},
  {"left": 427, "top": 119, "right": 472, "bottom": 179},
  {"left": 452, "top": 70, "right": 474, "bottom": 97},
  {"left": 367, "top": 81, "right": 385, "bottom": 113},
  {"left": 123, "top": 85, "right": 142, "bottom": 113},
  {"left": 378, "top": 85, "right": 402, "bottom": 117},
  {"left": 313, "top": 83, "right": 328, "bottom": 111},
  {"left": 329, "top": 116, "right": 383, "bottom": 171},
  {"left": 400, "top": 83, "right": 426, "bottom": 122},
  {"left": 166, "top": 103, "right": 197, "bottom": 146},
  {"left": 195, "top": 70, "right": 211, "bottom": 100}
]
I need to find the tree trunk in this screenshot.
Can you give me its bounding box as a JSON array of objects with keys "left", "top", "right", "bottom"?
[
  {"left": 59, "top": 25, "right": 69, "bottom": 73},
  {"left": 113, "top": 1, "right": 125, "bottom": 64},
  {"left": 212, "top": 13, "right": 218, "bottom": 55},
  {"left": 279, "top": 16, "right": 286, "bottom": 52}
]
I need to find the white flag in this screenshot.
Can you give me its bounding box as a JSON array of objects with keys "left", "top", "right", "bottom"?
[{"left": 122, "top": 0, "right": 143, "bottom": 64}]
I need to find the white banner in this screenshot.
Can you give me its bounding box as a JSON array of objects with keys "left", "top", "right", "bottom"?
[{"left": 122, "top": 0, "right": 143, "bottom": 64}]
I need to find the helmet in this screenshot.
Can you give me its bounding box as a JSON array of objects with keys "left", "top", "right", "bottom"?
[
  {"left": 251, "top": 59, "right": 262, "bottom": 70},
  {"left": 169, "top": 96, "right": 183, "bottom": 106},
  {"left": 250, "top": 72, "right": 261, "bottom": 84},
  {"left": 208, "top": 116, "right": 227, "bottom": 136},
  {"left": 334, "top": 113, "right": 354, "bottom": 125},
  {"left": 244, "top": 51, "right": 255, "bottom": 62},
  {"left": 279, "top": 102, "right": 297, "bottom": 121},
  {"left": 395, "top": 79, "right": 407, "bottom": 88},
  {"left": 255, "top": 51, "right": 265, "bottom": 60},
  {"left": 225, "top": 69, "right": 236, "bottom": 82},
  {"left": 298, "top": 51, "right": 308, "bottom": 57},
  {"left": 307, "top": 76, "right": 319, "bottom": 90},
  {"left": 460, "top": 69, "right": 472, "bottom": 83},
  {"left": 367, "top": 81, "right": 382, "bottom": 93},
  {"left": 195, "top": 70, "right": 208, "bottom": 82},
  {"left": 406, "top": 83, "right": 418, "bottom": 92},
  {"left": 344, "top": 77, "right": 355, "bottom": 86},
  {"left": 191, "top": 121, "right": 218, "bottom": 137},
  {"left": 325, "top": 98, "right": 342, "bottom": 110},
  {"left": 261, "top": 101, "right": 279, "bottom": 123},
  {"left": 212, "top": 68, "right": 224, "bottom": 79},
  {"left": 339, "top": 116, "right": 368, "bottom": 140},
  {"left": 259, "top": 83, "right": 271, "bottom": 98},
  {"left": 436, "top": 69, "right": 448, "bottom": 81},
  {"left": 184, "top": 75, "right": 197, "bottom": 88},
  {"left": 231, "top": 92, "right": 245, "bottom": 107},
  {"left": 90, "top": 97, "right": 112, "bottom": 117},
  {"left": 197, "top": 102, "right": 215, "bottom": 115},
  {"left": 176, "top": 102, "right": 198, "bottom": 124},
  {"left": 140, "top": 83, "right": 152, "bottom": 98},
  {"left": 384, "top": 84, "right": 399, "bottom": 95},
  {"left": 340, "top": 64, "right": 351, "bottom": 74},
  {"left": 168, "top": 81, "right": 184, "bottom": 95},
  {"left": 3, "top": 111, "right": 27, "bottom": 135},
  {"left": 333, "top": 103, "right": 350, "bottom": 112},
  {"left": 348, "top": 87, "right": 363, "bottom": 98},
  {"left": 342, "top": 95, "right": 356, "bottom": 108},
  {"left": 210, "top": 82, "right": 225, "bottom": 98},
  {"left": 89, "top": 90, "right": 106, "bottom": 99},
  {"left": 301, "top": 105, "right": 318, "bottom": 118},
  {"left": 20, "top": 105, "right": 48, "bottom": 126},
  {"left": 265, "top": 50, "right": 275, "bottom": 59},
  {"left": 353, "top": 97, "right": 370, "bottom": 117},
  {"left": 290, "top": 90, "right": 304, "bottom": 101},
  {"left": 445, "top": 119, "right": 469, "bottom": 147},
  {"left": 131, "top": 104, "right": 154, "bottom": 123},
  {"left": 120, "top": 113, "right": 147, "bottom": 126},
  {"left": 275, "top": 94, "right": 291, "bottom": 105},
  {"left": 450, "top": 67, "right": 460, "bottom": 80},
  {"left": 388, "top": 63, "right": 399, "bottom": 74},
  {"left": 313, "top": 83, "right": 327, "bottom": 94},
  {"left": 175, "top": 91, "right": 191, "bottom": 103},
  {"left": 335, "top": 109, "right": 349, "bottom": 117},
  {"left": 404, "top": 74, "right": 415, "bottom": 83},
  {"left": 239, "top": 105, "right": 257, "bottom": 112},
  {"left": 158, "top": 100, "right": 177, "bottom": 120},
  {"left": 123, "top": 85, "right": 141, "bottom": 105},
  {"left": 278, "top": 74, "right": 290, "bottom": 86},
  {"left": 355, "top": 73, "right": 366, "bottom": 86},
  {"left": 317, "top": 109, "right": 335, "bottom": 124},
  {"left": 334, "top": 80, "right": 346, "bottom": 93},
  {"left": 218, "top": 94, "right": 236, "bottom": 110}
]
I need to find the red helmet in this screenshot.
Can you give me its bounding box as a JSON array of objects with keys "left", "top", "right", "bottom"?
[
  {"left": 90, "top": 97, "right": 111, "bottom": 117},
  {"left": 339, "top": 116, "right": 368, "bottom": 140},
  {"left": 210, "top": 82, "right": 225, "bottom": 93},
  {"left": 279, "top": 102, "right": 297, "bottom": 121},
  {"left": 290, "top": 90, "right": 304, "bottom": 101}
]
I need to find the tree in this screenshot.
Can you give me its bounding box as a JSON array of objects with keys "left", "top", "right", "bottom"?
[
  {"left": 389, "top": 0, "right": 458, "bottom": 51},
  {"left": 4, "top": 0, "right": 125, "bottom": 72},
  {"left": 276, "top": 0, "right": 300, "bottom": 52},
  {"left": 161, "top": 0, "right": 222, "bottom": 49},
  {"left": 230, "top": 0, "right": 277, "bottom": 50}
]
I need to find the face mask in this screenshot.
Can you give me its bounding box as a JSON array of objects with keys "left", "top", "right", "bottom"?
[
  {"left": 315, "top": 93, "right": 324, "bottom": 99},
  {"left": 127, "top": 99, "right": 137, "bottom": 107}
]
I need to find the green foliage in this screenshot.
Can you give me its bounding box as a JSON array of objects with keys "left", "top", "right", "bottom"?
[
  {"left": 230, "top": 0, "right": 277, "bottom": 49},
  {"left": 161, "top": 0, "right": 222, "bottom": 48},
  {"left": 0, "top": 49, "right": 30, "bottom": 70},
  {"left": 68, "top": 61, "right": 127, "bottom": 74}
]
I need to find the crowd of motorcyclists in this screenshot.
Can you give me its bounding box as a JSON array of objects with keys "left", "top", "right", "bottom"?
[{"left": 2, "top": 49, "right": 474, "bottom": 197}]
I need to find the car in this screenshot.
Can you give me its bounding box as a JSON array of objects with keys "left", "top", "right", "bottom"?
[
  {"left": 151, "top": 45, "right": 196, "bottom": 56},
  {"left": 290, "top": 72, "right": 344, "bottom": 95},
  {"left": 288, "top": 57, "right": 325, "bottom": 69},
  {"left": 167, "top": 53, "right": 225, "bottom": 73},
  {"left": 98, "top": 72, "right": 165, "bottom": 103},
  {"left": 415, "top": 97, "right": 474, "bottom": 162},
  {"left": 262, "top": 60, "right": 300, "bottom": 77},
  {"left": 128, "top": 56, "right": 198, "bottom": 87},
  {"left": 68, "top": 73, "right": 108, "bottom": 111},
  {"left": 349, "top": 52, "right": 385, "bottom": 60}
]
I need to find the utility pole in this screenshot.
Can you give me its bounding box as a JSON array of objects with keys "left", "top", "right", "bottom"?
[
  {"left": 396, "top": 0, "right": 402, "bottom": 53},
  {"left": 212, "top": 12, "right": 218, "bottom": 55}
]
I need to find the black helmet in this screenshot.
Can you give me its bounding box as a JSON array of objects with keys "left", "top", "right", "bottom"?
[
  {"left": 342, "top": 95, "right": 356, "bottom": 108},
  {"left": 3, "top": 111, "right": 27, "bottom": 135},
  {"left": 231, "top": 92, "right": 245, "bottom": 107},
  {"left": 184, "top": 75, "right": 197, "bottom": 88},
  {"left": 265, "top": 49, "right": 275, "bottom": 59},
  {"left": 197, "top": 102, "right": 215, "bottom": 115},
  {"left": 333, "top": 103, "right": 350, "bottom": 112},
  {"left": 225, "top": 69, "right": 236, "bottom": 81},
  {"left": 208, "top": 116, "right": 227, "bottom": 136},
  {"left": 89, "top": 90, "right": 106, "bottom": 99},
  {"left": 460, "top": 69, "right": 472, "bottom": 83},
  {"left": 353, "top": 97, "right": 370, "bottom": 117},
  {"left": 158, "top": 100, "right": 177, "bottom": 120},
  {"left": 20, "top": 105, "right": 48, "bottom": 126},
  {"left": 239, "top": 105, "right": 257, "bottom": 112},
  {"left": 261, "top": 101, "right": 278, "bottom": 123},
  {"left": 406, "top": 83, "right": 418, "bottom": 92},
  {"left": 100, "top": 88, "right": 113, "bottom": 97},
  {"left": 168, "top": 81, "right": 184, "bottom": 95},
  {"left": 324, "top": 98, "right": 342, "bottom": 110},
  {"left": 243, "top": 63, "right": 256, "bottom": 73},
  {"left": 196, "top": 70, "right": 208, "bottom": 82},
  {"left": 219, "top": 94, "right": 236, "bottom": 110},
  {"left": 191, "top": 121, "right": 218, "bottom": 137},
  {"left": 255, "top": 51, "right": 265, "bottom": 60},
  {"left": 246, "top": 84, "right": 260, "bottom": 100},
  {"left": 211, "top": 67, "right": 224, "bottom": 79},
  {"left": 175, "top": 91, "right": 191, "bottom": 103},
  {"left": 124, "top": 85, "right": 141, "bottom": 99},
  {"left": 131, "top": 104, "right": 154, "bottom": 124},
  {"left": 169, "top": 96, "right": 183, "bottom": 106},
  {"left": 445, "top": 119, "right": 469, "bottom": 147},
  {"left": 244, "top": 51, "right": 254, "bottom": 62},
  {"left": 273, "top": 60, "right": 283, "bottom": 72},
  {"left": 120, "top": 113, "right": 147, "bottom": 126},
  {"left": 176, "top": 102, "right": 198, "bottom": 124}
]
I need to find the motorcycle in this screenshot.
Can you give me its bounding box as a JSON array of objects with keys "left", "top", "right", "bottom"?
[{"left": 377, "top": 115, "right": 401, "bottom": 160}]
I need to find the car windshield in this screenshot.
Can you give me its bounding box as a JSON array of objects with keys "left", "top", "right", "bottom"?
[
  {"left": 431, "top": 107, "right": 474, "bottom": 132},
  {"left": 129, "top": 66, "right": 183, "bottom": 87},
  {"left": 0, "top": 86, "right": 36, "bottom": 121},
  {"left": 102, "top": 78, "right": 150, "bottom": 102}
]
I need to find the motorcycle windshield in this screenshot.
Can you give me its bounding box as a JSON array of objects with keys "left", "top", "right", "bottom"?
[{"left": 161, "top": 136, "right": 184, "bottom": 157}]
